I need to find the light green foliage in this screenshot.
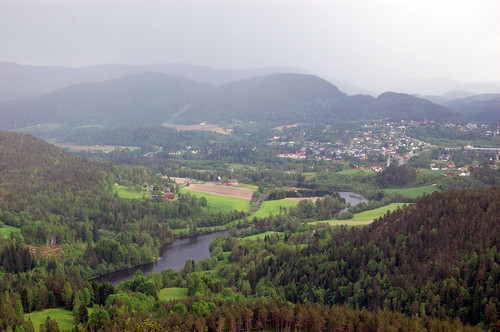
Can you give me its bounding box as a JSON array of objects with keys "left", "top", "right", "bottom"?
[
  {"left": 384, "top": 185, "right": 438, "bottom": 198},
  {"left": 242, "top": 231, "right": 282, "bottom": 241},
  {"left": 336, "top": 169, "right": 364, "bottom": 175},
  {"left": 0, "top": 225, "right": 21, "bottom": 237}
]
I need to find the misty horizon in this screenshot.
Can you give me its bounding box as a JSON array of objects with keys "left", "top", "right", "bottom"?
[{"left": 1, "top": 0, "right": 499, "bottom": 95}]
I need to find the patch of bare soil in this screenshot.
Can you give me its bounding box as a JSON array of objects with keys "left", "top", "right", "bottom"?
[
  {"left": 185, "top": 183, "right": 255, "bottom": 200},
  {"left": 165, "top": 176, "right": 191, "bottom": 184},
  {"left": 163, "top": 123, "right": 230, "bottom": 135}
]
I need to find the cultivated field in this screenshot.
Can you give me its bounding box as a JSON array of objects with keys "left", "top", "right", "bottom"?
[
  {"left": 54, "top": 143, "right": 139, "bottom": 152},
  {"left": 163, "top": 123, "right": 230, "bottom": 135},
  {"left": 248, "top": 200, "right": 300, "bottom": 219},
  {"left": 181, "top": 189, "right": 250, "bottom": 213},
  {"left": 184, "top": 183, "right": 255, "bottom": 200},
  {"left": 273, "top": 124, "right": 300, "bottom": 131},
  {"left": 312, "top": 203, "right": 407, "bottom": 227}
]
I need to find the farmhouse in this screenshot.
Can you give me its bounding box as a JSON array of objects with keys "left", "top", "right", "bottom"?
[
  {"left": 226, "top": 179, "right": 239, "bottom": 186},
  {"left": 164, "top": 192, "right": 175, "bottom": 199}
]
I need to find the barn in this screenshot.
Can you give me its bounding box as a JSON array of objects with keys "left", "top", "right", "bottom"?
[{"left": 164, "top": 192, "right": 175, "bottom": 199}]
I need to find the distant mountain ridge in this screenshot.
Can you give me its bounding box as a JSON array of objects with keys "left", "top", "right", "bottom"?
[
  {"left": 0, "top": 61, "right": 306, "bottom": 103},
  {"left": 0, "top": 72, "right": 460, "bottom": 130}
]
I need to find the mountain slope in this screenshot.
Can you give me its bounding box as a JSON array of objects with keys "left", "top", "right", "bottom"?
[
  {"left": 444, "top": 94, "right": 500, "bottom": 121},
  {"left": 0, "top": 73, "right": 458, "bottom": 130},
  {"left": 176, "top": 73, "right": 349, "bottom": 124},
  {"left": 0, "top": 73, "right": 214, "bottom": 129},
  {"left": 376, "top": 92, "right": 457, "bottom": 120}
]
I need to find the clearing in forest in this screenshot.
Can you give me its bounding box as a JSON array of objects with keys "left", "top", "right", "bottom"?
[
  {"left": 163, "top": 123, "right": 230, "bottom": 135},
  {"left": 158, "top": 287, "right": 189, "bottom": 301},
  {"left": 24, "top": 308, "right": 75, "bottom": 332}
]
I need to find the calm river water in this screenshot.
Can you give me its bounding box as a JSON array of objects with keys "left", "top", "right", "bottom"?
[
  {"left": 95, "top": 230, "right": 230, "bottom": 285},
  {"left": 96, "top": 192, "right": 367, "bottom": 285}
]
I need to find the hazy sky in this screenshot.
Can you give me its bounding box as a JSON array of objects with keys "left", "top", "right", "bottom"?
[{"left": 1, "top": 0, "right": 499, "bottom": 90}]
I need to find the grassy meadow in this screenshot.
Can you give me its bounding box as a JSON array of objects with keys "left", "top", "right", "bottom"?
[
  {"left": 158, "top": 287, "right": 189, "bottom": 301},
  {"left": 24, "top": 308, "right": 75, "bottom": 332},
  {"left": 0, "top": 225, "right": 21, "bottom": 237},
  {"left": 336, "top": 168, "right": 364, "bottom": 175},
  {"left": 242, "top": 231, "right": 283, "bottom": 241},
  {"left": 384, "top": 185, "right": 438, "bottom": 198},
  {"left": 113, "top": 184, "right": 150, "bottom": 199},
  {"left": 312, "top": 203, "right": 407, "bottom": 227},
  {"left": 181, "top": 189, "right": 250, "bottom": 213},
  {"left": 248, "top": 200, "right": 299, "bottom": 219}
]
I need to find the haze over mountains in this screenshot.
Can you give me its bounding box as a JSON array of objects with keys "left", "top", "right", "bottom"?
[
  {"left": 0, "top": 62, "right": 498, "bottom": 130},
  {"left": 0, "top": 72, "right": 459, "bottom": 130},
  {"left": 0, "top": 62, "right": 306, "bottom": 103}
]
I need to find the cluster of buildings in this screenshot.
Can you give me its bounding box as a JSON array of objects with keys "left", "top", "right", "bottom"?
[{"left": 270, "top": 121, "right": 433, "bottom": 163}]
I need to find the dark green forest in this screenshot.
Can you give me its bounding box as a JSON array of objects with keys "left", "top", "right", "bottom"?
[{"left": 0, "top": 130, "right": 499, "bottom": 331}]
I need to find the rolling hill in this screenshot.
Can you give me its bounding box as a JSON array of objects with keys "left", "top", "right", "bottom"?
[
  {"left": 0, "top": 72, "right": 214, "bottom": 129},
  {"left": 0, "top": 61, "right": 305, "bottom": 102},
  {"left": 443, "top": 94, "right": 500, "bottom": 121},
  {"left": 0, "top": 72, "right": 459, "bottom": 130}
]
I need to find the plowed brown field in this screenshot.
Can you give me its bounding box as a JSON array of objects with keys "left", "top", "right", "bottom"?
[{"left": 185, "top": 183, "right": 255, "bottom": 200}]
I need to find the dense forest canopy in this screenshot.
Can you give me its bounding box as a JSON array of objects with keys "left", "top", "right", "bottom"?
[{"left": 0, "top": 129, "right": 499, "bottom": 331}]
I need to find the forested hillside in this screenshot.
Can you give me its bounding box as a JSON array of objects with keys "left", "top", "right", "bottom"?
[
  {"left": 212, "top": 187, "right": 500, "bottom": 327},
  {"left": 0, "top": 131, "right": 241, "bottom": 275},
  {"left": 0, "top": 73, "right": 213, "bottom": 129},
  {"left": 0, "top": 72, "right": 460, "bottom": 131}
]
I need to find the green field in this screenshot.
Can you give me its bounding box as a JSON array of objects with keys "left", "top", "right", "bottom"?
[
  {"left": 113, "top": 184, "right": 150, "bottom": 199},
  {"left": 24, "top": 308, "right": 75, "bottom": 332},
  {"left": 384, "top": 185, "right": 438, "bottom": 198},
  {"left": 0, "top": 225, "right": 21, "bottom": 237},
  {"left": 248, "top": 200, "right": 299, "bottom": 219},
  {"left": 237, "top": 184, "right": 259, "bottom": 190},
  {"left": 302, "top": 172, "right": 317, "bottom": 181},
  {"left": 54, "top": 143, "right": 140, "bottom": 152},
  {"left": 336, "top": 168, "right": 364, "bottom": 175},
  {"left": 312, "top": 203, "right": 407, "bottom": 226},
  {"left": 158, "top": 287, "right": 188, "bottom": 301},
  {"left": 181, "top": 190, "right": 250, "bottom": 213},
  {"left": 348, "top": 203, "right": 407, "bottom": 221},
  {"left": 242, "top": 231, "right": 283, "bottom": 241}
]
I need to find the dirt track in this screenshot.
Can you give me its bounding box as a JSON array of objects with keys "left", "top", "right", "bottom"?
[
  {"left": 166, "top": 177, "right": 191, "bottom": 184},
  {"left": 185, "top": 183, "right": 255, "bottom": 200}
]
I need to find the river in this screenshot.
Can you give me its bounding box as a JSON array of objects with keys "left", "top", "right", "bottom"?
[
  {"left": 95, "top": 230, "right": 231, "bottom": 285},
  {"left": 338, "top": 191, "right": 369, "bottom": 215},
  {"left": 96, "top": 192, "right": 368, "bottom": 285}
]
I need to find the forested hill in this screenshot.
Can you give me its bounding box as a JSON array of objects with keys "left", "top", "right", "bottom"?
[
  {"left": 0, "top": 130, "right": 112, "bottom": 214},
  {"left": 0, "top": 72, "right": 458, "bottom": 130},
  {"left": 0, "top": 72, "right": 214, "bottom": 129},
  {"left": 223, "top": 186, "right": 500, "bottom": 326},
  {"left": 175, "top": 73, "right": 349, "bottom": 124}
]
